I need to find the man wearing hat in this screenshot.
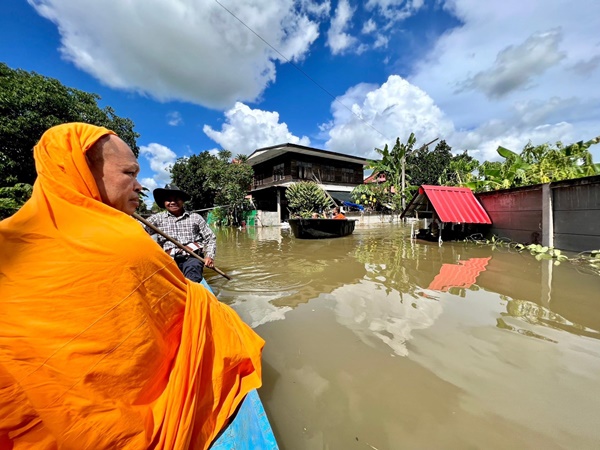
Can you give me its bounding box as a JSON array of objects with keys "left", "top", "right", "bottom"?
[{"left": 146, "top": 184, "right": 217, "bottom": 282}]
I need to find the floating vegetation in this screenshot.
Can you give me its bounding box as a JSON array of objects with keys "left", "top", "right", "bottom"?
[{"left": 463, "top": 234, "right": 600, "bottom": 276}]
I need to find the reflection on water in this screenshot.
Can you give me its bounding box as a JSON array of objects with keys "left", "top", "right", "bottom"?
[
  {"left": 332, "top": 280, "right": 442, "bottom": 357},
  {"left": 206, "top": 223, "right": 600, "bottom": 449}
]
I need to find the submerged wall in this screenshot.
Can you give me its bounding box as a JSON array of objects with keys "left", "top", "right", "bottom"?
[{"left": 475, "top": 175, "right": 600, "bottom": 252}]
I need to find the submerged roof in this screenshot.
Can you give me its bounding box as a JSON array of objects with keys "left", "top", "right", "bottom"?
[{"left": 402, "top": 185, "right": 492, "bottom": 224}]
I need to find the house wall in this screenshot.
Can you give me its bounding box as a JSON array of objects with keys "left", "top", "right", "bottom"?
[{"left": 475, "top": 175, "right": 600, "bottom": 252}]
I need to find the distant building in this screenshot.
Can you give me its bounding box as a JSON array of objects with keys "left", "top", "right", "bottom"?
[{"left": 247, "top": 143, "right": 368, "bottom": 222}]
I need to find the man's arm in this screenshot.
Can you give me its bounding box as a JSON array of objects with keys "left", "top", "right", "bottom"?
[{"left": 194, "top": 215, "right": 216, "bottom": 267}]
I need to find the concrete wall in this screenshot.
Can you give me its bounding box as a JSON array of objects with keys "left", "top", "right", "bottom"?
[
  {"left": 475, "top": 175, "right": 600, "bottom": 252},
  {"left": 347, "top": 212, "right": 401, "bottom": 225},
  {"left": 255, "top": 211, "right": 280, "bottom": 227},
  {"left": 476, "top": 185, "right": 544, "bottom": 245},
  {"left": 552, "top": 176, "right": 600, "bottom": 251}
]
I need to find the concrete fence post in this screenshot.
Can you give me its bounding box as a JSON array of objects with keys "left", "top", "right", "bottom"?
[{"left": 542, "top": 183, "right": 554, "bottom": 248}]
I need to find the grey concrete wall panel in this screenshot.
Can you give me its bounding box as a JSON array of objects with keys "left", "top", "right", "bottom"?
[
  {"left": 552, "top": 176, "right": 600, "bottom": 251},
  {"left": 554, "top": 210, "right": 599, "bottom": 235},
  {"left": 554, "top": 234, "right": 600, "bottom": 253}
]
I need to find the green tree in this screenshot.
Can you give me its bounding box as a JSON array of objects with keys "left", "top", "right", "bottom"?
[
  {"left": 351, "top": 182, "right": 388, "bottom": 211},
  {"left": 405, "top": 139, "right": 452, "bottom": 187},
  {"left": 466, "top": 136, "right": 600, "bottom": 192},
  {"left": 0, "top": 183, "right": 32, "bottom": 219},
  {"left": 439, "top": 150, "right": 480, "bottom": 186},
  {"left": 0, "top": 63, "right": 139, "bottom": 186},
  {"left": 171, "top": 151, "right": 254, "bottom": 225}
]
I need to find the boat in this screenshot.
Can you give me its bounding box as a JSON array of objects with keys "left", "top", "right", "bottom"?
[
  {"left": 201, "top": 278, "right": 279, "bottom": 449},
  {"left": 288, "top": 218, "right": 356, "bottom": 239}
]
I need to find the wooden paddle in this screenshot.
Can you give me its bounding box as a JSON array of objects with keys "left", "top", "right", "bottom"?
[{"left": 133, "top": 212, "right": 232, "bottom": 280}]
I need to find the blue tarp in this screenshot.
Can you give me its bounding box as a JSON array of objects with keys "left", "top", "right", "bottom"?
[{"left": 342, "top": 201, "right": 364, "bottom": 211}]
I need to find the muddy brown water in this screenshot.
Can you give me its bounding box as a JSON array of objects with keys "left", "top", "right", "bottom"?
[{"left": 205, "top": 223, "right": 600, "bottom": 450}]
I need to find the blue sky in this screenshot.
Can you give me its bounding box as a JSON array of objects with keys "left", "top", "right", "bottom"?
[{"left": 2, "top": 0, "right": 599, "bottom": 193}]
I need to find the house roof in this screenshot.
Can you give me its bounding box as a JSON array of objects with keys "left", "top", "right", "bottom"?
[
  {"left": 401, "top": 185, "right": 492, "bottom": 224},
  {"left": 247, "top": 143, "right": 368, "bottom": 166}
]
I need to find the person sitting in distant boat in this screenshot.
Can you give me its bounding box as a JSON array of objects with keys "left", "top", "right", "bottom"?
[
  {"left": 0, "top": 122, "right": 263, "bottom": 449},
  {"left": 332, "top": 206, "right": 346, "bottom": 219}
]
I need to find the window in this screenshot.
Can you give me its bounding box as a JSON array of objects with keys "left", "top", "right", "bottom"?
[
  {"left": 322, "top": 165, "right": 335, "bottom": 182},
  {"left": 273, "top": 163, "right": 284, "bottom": 181},
  {"left": 297, "top": 162, "right": 313, "bottom": 180},
  {"left": 341, "top": 168, "right": 354, "bottom": 183}
]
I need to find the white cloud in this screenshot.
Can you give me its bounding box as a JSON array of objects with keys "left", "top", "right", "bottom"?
[
  {"left": 29, "top": 0, "right": 600, "bottom": 164},
  {"left": 570, "top": 55, "right": 600, "bottom": 77},
  {"left": 323, "top": 75, "right": 454, "bottom": 158},
  {"left": 29, "top": 0, "right": 322, "bottom": 108},
  {"left": 326, "top": 0, "right": 357, "bottom": 55},
  {"left": 365, "top": 0, "right": 425, "bottom": 25},
  {"left": 203, "top": 102, "right": 311, "bottom": 154},
  {"left": 166, "top": 111, "right": 183, "bottom": 126},
  {"left": 407, "top": 0, "right": 600, "bottom": 161},
  {"left": 460, "top": 29, "right": 566, "bottom": 99},
  {"left": 298, "top": 0, "right": 331, "bottom": 17},
  {"left": 139, "top": 143, "right": 177, "bottom": 188},
  {"left": 373, "top": 34, "right": 389, "bottom": 49},
  {"left": 362, "top": 18, "right": 377, "bottom": 34},
  {"left": 139, "top": 177, "right": 159, "bottom": 207}
]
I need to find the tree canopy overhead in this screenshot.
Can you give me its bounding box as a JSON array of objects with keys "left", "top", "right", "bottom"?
[{"left": 0, "top": 63, "right": 139, "bottom": 186}]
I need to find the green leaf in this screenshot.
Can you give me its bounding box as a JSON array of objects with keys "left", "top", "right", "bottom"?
[{"left": 497, "top": 146, "right": 518, "bottom": 159}]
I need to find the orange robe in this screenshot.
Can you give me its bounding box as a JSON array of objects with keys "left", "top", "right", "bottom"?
[{"left": 0, "top": 123, "right": 263, "bottom": 449}]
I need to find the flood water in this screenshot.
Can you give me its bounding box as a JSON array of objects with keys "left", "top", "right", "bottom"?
[{"left": 205, "top": 223, "right": 600, "bottom": 450}]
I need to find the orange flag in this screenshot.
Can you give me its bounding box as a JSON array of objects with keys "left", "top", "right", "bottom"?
[{"left": 0, "top": 123, "right": 263, "bottom": 449}]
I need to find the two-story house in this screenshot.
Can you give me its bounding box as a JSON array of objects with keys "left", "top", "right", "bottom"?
[{"left": 247, "top": 143, "right": 368, "bottom": 222}]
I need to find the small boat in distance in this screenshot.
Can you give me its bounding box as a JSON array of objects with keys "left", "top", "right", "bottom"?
[{"left": 288, "top": 218, "right": 356, "bottom": 239}]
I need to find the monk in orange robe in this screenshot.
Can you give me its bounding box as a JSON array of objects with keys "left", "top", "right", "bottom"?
[
  {"left": 0, "top": 123, "right": 264, "bottom": 449},
  {"left": 332, "top": 206, "right": 346, "bottom": 219}
]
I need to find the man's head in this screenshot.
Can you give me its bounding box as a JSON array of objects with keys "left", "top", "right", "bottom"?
[
  {"left": 152, "top": 184, "right": 190, "bottom": 217},
  {"left": 333, "top": 207, "right": 340, "bottom": 214},
  {"left": 86, "top": 135, "right": 142, "bottom": 215}
]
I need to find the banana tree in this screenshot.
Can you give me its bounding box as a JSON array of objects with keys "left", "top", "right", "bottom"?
[{"left": 367, "top": 133, "right": 417, "bottom": 211}]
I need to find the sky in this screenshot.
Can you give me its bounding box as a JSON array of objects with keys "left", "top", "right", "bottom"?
[{"left": 2, "top": 0, "right": 599, "bottom": 194}]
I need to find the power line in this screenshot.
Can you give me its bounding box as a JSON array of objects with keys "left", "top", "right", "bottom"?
[{"left": 213, "top": 0, "right": 391, "bottom": 143}]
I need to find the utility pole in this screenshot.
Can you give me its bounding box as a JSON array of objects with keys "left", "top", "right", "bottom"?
[
  {"left": 401, "top": 156, "right": 406, "bottom": 210},
  {"left": 402, "top": 137, "right": 439, "bottom": 211}
]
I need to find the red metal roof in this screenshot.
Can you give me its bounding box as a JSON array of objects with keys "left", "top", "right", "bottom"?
[{"left": 421, "top": 185, "right": 491, "bottom": 224}]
